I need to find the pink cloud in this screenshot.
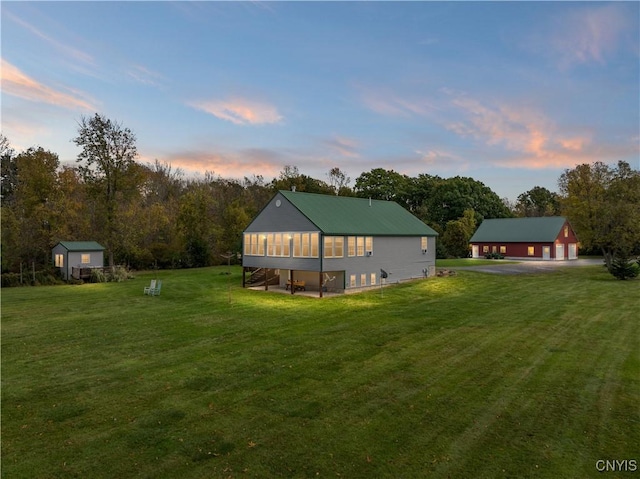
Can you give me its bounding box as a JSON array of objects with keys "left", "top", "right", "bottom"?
[
  {"left": 159, "top": 148, "right": 283, "bottom": 179},
  {"left": 358, "top": 85, "right": 438, "bottom": 118},
  {"left": 1, "top": 59, "right": 97, "bottom": 111},
  {"left": 444, "top": 93, "right": 608, "bottom": 169},
  {"left": 323, "top": 136, "right": 360, "bottom": 158},
  {"left": 188, "top": 97, "right": 282, "bottom": 125},
  {"left": 546, "top": 4, "right": 634, "bottom": 68}
]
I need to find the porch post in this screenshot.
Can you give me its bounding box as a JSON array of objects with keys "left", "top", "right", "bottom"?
[
  {"left": 242, "top": 267, "right": 246, "bottom": 288},
  {"left": 291, "top": 270, "right": 295, "bottom": 295},
  {"left": 319, "top": 272, "right": 323, "bottom": 298},
  {"left": 265, "top": 268, "right": 269, "bottom": 291}
]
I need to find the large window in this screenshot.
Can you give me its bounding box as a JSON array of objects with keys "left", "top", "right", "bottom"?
[
  {"left": 292, "top": 233, "right": 319, "bottom": 258},
  {"left": 324, "top": 236, "right": 344, "bottom": 258},
  {"left": 244, "top": 233, "right": 265, "bottom": 256},
  {"left": 266, "top": 233, "right": 290, "bottom": 257}
]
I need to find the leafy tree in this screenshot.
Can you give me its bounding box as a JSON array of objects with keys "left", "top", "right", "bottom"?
[
  {"left": 559, "top": 161, "right": 640, "bottom": 272},
  {"left": 354, "top": 168, "right": 411, "bottom": 203},
  {"left": 272, "top": 165, "right": 333, "bottom": 194},
  {"left": 1, "top": 147, "right": 60, "bottom": 270},
  {"left": 515, "top": 186, "right": 560, "bottom": 217},
  {"left": 73, "top": 114, "right": 139, "bottom": 268},
  {"left": 1, "top": 134, "right": 17, "bottom": 205},
  {"left": 420, "top": 176, "right": 511, "bottom": 230},
  {"left": 326, "top": 167, "right": 352, "bottom": 196},
  {"left": 441, "top": 209, "right": 477, "bottom": 258}
]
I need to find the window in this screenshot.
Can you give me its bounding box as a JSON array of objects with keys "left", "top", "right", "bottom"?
[
  {"left": 365, "top": 236, "right": 373, "bottom": 255},
  {"left": 244, "top": 233, "right": 266, "bottom": 256},
  {"left": 528, "top": 246, "right": 535, "bottom": 256},
  {"left": 349, "top": 274, "right": 356, "bottom": 287},
  {"left": 483, "top": 245, "right": 489, "bottom": 253},
  {"left": 334, "top": 236, "right": 344, "bottom": 257},
  {"left": 293, "top": 233, "right": 319, "bottom": 258},
  {"left": 361, "top": 273, "right": 367, "bottom": 286},
  {"left": 324, "top": 236, "right": 345, "bottom": 258},
  {"left": 500, "top": 246, "right": 506, "bottom": 254},
  {"left": 370, "top": 273, "right": 377, "bottom": 285},
  {"left": 564, "top": 226, "right": 569, "bottom": 238},
  {"left": 81, "top": 254, "right": 91, "bottom": 264},
  {"left": 357, "top": 237, "right": 365, "bottom": 256},
  {"left": 266, "top": 233, "right": 290, "bottom": 257},
  {"left": 348, "top": 236, "right": 356, "bottom": 257},
  {"left": 492, "top": 245, "right": 497, "bottom": 253},
  {"left": 421, "top": 237, "right": 428, "bottom": 251},
  {"left": 55, "top": 254, "right": 64, "bottom": 267}
]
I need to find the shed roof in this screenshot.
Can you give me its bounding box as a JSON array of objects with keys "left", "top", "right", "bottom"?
[
  {"left": 56, "top": 241, "right": 105, "bottom": 251},
  {"left": 279, "top": 190, "right": 438, "bottom": 236},
  {"left": 470, "top": 216, "right": 568, "bottom": 243}
]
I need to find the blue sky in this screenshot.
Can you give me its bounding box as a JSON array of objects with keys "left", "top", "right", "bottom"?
[{"left": 2, "top": 1, "right": 638, "bottom": 201}]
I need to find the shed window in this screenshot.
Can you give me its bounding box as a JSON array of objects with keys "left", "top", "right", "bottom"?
[
  {"left": 483, "top": 246, "right": 489, "bottom": 253},
  {"left": 528, "top": 246, "right": 535, "bottom": 256},
  {"left": 500, "top": 246, "right": 507, "bottom": 254},
  {"left": 421, "top": 237, "right": 428, "bottom": 251},
  {"left": 55, "top": 254, "right": 64, "bottom": 267},
  {"left": 564, "top": 226, "right": 569, "bottom": 238},
  {"left": 81, "top": 254, "right": 90, "bottom": 264}
]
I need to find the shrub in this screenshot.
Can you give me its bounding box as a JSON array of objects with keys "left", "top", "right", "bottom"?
[
  {"left": 609, "top": 256, "right": 639, "bottom": 280},
  {"left": 90, "top": 268, "right": 107, "bottom": 283},
  {"left": 109, "top": 266, "right": 132, "bottom": 283}
]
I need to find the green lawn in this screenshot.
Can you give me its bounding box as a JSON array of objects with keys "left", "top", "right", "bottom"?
[{"left": 2, "top": 266, "right": 638, "bottom": 478}]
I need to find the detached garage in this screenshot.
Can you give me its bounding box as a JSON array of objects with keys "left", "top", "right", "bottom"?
[{"left": 470, "top": 217, "right": 578, "bottom": 261}]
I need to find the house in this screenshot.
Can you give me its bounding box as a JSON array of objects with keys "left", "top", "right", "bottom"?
[
  {"left": 469, "top": 217, "right": 578, "bottom": 261},
  {"left": 52, "top": 241, "right": 105, "bottom": 280},
  {"left": 242, "top": 190, "right": 438, "bottom": 296}
]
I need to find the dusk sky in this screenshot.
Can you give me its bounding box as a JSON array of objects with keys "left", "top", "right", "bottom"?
[{"left": 2, "top": 1, "right": 639, "bottom": 201}]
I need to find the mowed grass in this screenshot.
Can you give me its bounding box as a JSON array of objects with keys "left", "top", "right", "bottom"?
[{"left": 2, "top": 266, "right": 638, "bottom": 478}]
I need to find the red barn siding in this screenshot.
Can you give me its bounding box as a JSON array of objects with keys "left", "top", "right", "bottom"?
[{"left": 471, "top": 219, "right": 579, "bottom": 260}]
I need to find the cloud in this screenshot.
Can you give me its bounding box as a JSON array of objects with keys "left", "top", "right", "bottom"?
[
  {"left": 5, "top": 11, "right": 94, "bottom": 66},
  {"left": 188, "top": 97, "right": 283, "bottom": 125},
  {"left": 127, "top": 64, "right": 165, "bottom": 87},
  {"left": 323, "top": 136, "right": 360, "bottom": 158},
  {"left": 160, "top": 147, "right": 285, "bottom": 179},
  {"left": 539, "top": 4, "right": 635, "bottom": 68},
  {"left": 358, "top": 85, "right": 439, "bottom": 118},
  {"left": 1, "top": 59, "right": 97, "bottom": 111},
  {"left": 443, "top": 92, "right": 604, "bottom": 169}
]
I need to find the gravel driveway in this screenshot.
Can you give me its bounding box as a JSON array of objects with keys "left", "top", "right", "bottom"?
[{"left": 453, "top": 258, "right": 604, "bottom": 275}]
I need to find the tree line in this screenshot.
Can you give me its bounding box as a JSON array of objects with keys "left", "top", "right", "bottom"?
[{"left": 1, "top": 113, "right": 638, "bottom": 279}]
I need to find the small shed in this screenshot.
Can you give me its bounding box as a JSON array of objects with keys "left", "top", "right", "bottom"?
[
  {"left": 469, "top": 217, "right": 578, "bottom": 261},
  {"left": 52, "top": 241, "right": 105, "bottom": 280}
]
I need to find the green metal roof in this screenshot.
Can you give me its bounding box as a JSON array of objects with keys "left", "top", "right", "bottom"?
[
  {"left": 470, "top": 217, "right": 568, "bottom": 243},
  {"left": 279, "top": 190, "right": 438, "bottom": 236},
  {"left": 57, "top": 241, "right": 105, "bottom": 251}
]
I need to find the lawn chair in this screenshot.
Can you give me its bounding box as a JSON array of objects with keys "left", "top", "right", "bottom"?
[
  {"left": 149, "top": 280, "right": 162, "bottom": 296},
  {"left": 143, "top": 279, "right": 157, "bottom": 295}
]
